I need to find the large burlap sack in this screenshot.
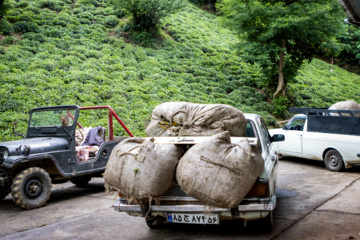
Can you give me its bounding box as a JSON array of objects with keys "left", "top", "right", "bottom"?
[
  {"left": 103, "top": 137, "right": 185, "bottom": 202},
  {"left": 176, "top": 131, "right": 264, "bottom": 208},
  {"left": 146, "top": 102, "right": 247, "bottom": 137},
  {"left": 145, "top": 102, "right": 190, "bottom": 137},
  {"left": 329, "top": 100, "right": 360, "bottom": 116}
]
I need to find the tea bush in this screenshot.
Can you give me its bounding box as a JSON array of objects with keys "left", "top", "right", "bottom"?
[{"left": 0, "top": 0, "right": 359, "bottom": 141}]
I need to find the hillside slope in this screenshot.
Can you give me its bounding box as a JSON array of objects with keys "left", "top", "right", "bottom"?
[{"left": 0, "top": 0, "right": 360, "bottom": 140}]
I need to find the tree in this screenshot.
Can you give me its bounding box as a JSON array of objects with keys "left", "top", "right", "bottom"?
[
  {"left": 0, "top": 0, "right": 10, "bottom": 21},
  {"left": 110, "top": 0, "right": 185, "bottom": 33},
  {"left": 219, "top": 0, "right": 346, "bottom": 98},
  {"left": 0, "top": 0, "right": 12, "bottom": 34}
]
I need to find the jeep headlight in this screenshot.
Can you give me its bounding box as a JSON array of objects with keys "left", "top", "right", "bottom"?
[{"left": 3, "top": 149, "right": 9, "bottom": 160}]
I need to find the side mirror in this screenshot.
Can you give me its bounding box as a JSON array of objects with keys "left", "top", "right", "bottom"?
[
  {"left": 282, "top": 125, "right": 288, "bottom": 130},
  {"left": 12, "top": 120, "right": 26, "bottom": 138},
  {"left": 271, "top": 134, "right": 285, "bottom": 142}
]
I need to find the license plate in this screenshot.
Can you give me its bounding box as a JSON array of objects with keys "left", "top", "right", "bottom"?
[{"left": 167, "top": 213, "right": 219, "bottom": 225}]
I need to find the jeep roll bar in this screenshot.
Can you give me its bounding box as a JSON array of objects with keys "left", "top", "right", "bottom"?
[{"left": 68, "top": 105, "right": 134, "bottom": 140}]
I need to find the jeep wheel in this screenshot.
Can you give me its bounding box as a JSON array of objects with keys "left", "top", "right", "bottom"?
[
  {"left": 70, "top": 175, "right": 91, "bottom": 187},
  {"left": 0, "top": 189, "right": 9, "bottom": 200},
  {"left": 11, "top": 167, "right": 52, "bottom": 209}
]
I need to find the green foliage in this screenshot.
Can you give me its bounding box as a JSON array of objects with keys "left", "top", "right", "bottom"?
[
  {"left": 110, "top": 0, "right": 185, "bottom": 33},
  {"left": 290, "top": 59, "right": 360, "bottom": 108},
  {"left": 0, "top": 35, "right": 16, "bottom": 45},
  {"left": 271, "top": 96, "right": 290, "bottom": 119},
  {"left": 0, "top": 18, "right": 12, "bottom": 34},
  {"left": 104, "top": 15, "right": 119, "bottom": 28},
  {"left": 0, "top": 0, "right": 359, "bottom": 141},
  {"left": 0, "top": 0, "right": 12, "bottom": 21},
  {"left": 219, "top": 0, "right": 346, "bottom": 96},
  {"left": 336, "top": 24, "right": 360, "bottom": 68},
  {"left": 13, "top": 21, "right": 39, "bottom": 33}
]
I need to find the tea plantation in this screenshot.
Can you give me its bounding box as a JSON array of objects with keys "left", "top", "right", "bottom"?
[{"left": 1, "top": 0, "right": 360, "bottom": 141}]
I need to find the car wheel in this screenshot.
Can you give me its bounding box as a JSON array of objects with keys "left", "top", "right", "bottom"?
[
  {"left": 260, "top": 211, "right": 274, "bottom": 232},
  {"left": 324, "top": 150, "right": 344, "bottom": 172},
  {"left": 11, "top": 167, "right": 52, "bottom": 209},
  {"left": 70, "top": 175, "right": 92, "bottom": 187},
  {"left": 145, "top": 216, "right": 164, "bottom": 229}
]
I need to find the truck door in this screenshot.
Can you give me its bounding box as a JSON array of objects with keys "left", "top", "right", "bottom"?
[{"left": 278, "top": 115, "right": 306, "bottom": 154}]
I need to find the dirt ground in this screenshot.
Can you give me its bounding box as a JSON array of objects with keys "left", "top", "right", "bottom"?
[{"left": 1, "top": 157, "right": 360, "bottom": 240}]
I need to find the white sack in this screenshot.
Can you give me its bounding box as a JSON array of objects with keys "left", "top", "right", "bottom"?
[
  {"left": 176, "top": 131, "right": 264, "bottom": 208},
  {"left": 329, "top": 100, "right": 360, "bottom": 116},
  {"left": 103, "top": 137, "right": 185, "bottom": 202},
  {"left": 146, "top": 102, "right": 247, "bottom": 137}
]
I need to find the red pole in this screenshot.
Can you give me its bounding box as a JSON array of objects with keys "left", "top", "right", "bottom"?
[
  {"left": 79, "top": 105, "right": 134, "bottom": 138},
  {"left": 109, "top": 109, "right": 114, "bottom": 140},
  {"left": 110, "top": 108, "right": 134, "bottom": 137}
]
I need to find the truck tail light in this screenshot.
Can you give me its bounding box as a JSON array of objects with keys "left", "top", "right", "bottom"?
[{"left": 246, "top": 180, "right": 270, "bottom": 198}]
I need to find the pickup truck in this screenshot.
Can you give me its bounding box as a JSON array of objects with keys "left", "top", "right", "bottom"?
[
  {"left": 113, "top": 113, "right": 285, "bottom": 230},
  {"left": 269, "top": 108, "right": 360, "bottom": 172}
]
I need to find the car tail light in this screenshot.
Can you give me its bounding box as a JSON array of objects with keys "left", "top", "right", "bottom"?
[{"left": 246, "top": 180, "right": 270, "bottom": 198}]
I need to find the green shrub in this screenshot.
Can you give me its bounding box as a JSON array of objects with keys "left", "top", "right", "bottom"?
[
  {"left": 25, "top": 5, "right": 41, "bottom": 14},
  {"left": 17, "top": 1, "right": 29, "bottom": 9},
  {"left": 110, "top": 0, "right": 185, "bottom": 33},
  {"left": 0, "top": 19, "right": 13, "bottom": 35},
  {"left": 0, "top": 36, "right": 17, "bottom": 46},
  {"left": 104, "top": 15, "right": 118, "bottom": 28},
  {"left": 271, "top": 96, "right": 291, "bottom": 119},
  {"left": 39, "top": 0, "right": 63, "bottom": 12},
  {"left": 13, "top": 21, "right": 39, "bottom": 33},
  {"left": 22, "top": 32, "right": 46, "bottom": 43}
]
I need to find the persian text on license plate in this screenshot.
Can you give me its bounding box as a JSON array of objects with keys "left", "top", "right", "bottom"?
[{"left": 167, "top": 213, "right": 219, "bottom": 225}]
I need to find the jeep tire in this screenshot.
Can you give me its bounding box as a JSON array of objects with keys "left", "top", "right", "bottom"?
[
  {"left": 0, "top": 188, "right": 10, "bottom": 200},
  {"left": 11, "top": 167, "right": 52, "bottom": 209},
  {"left": 70, "top": 175, "right": 91, "bottom": 187}
]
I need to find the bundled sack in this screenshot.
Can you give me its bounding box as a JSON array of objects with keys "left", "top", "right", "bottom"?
[
  {"left": 329, "top": 100, "right": 360, "bottom": 116},
  {"left": 145, "top": 102, "right": 189, "bottom": 137},
  {"left": 176, "top": 131, "right": 264, "bottom": 208},
  {"left": 104, "top": 137, "right": 185, "bottom": 202},
  {"left": 146, "top": 102, "right": 247, "bottom": 137}
]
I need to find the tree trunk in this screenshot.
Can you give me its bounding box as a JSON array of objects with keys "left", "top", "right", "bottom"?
[{"left": 274, "top": 40, "right": 286, "bottom": 98}]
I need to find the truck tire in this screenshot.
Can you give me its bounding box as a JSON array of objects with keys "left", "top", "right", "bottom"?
[
  {"left": 11, "top": 167, "right": 52, "bottom": 209},
  {"left": 70, "top": 175, "right": 91, "bottom": 187},
  {"left": 259, "top": 211, "right": 274, "bottom": 232},
  {"left": 324, "top": 150, "right": 344, "bottom": 172},
  {"left": 145, "top": 216, "right": 164, "bottom": 229}
]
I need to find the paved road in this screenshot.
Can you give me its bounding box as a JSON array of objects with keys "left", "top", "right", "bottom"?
[{"left": 1, "top": 158, "right": 360, "bottom": 240}]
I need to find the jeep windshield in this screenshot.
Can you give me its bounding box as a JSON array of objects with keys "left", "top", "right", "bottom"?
[
  {"left": 30, "top": 109, "right": 76, "bottom": 128},
  {"left": 26, "top": 106, "right": 79, "bottom": 138}
]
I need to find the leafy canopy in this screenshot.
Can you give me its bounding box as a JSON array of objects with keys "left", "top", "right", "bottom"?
[
  {"left": 219, "top": 0, "right": 346, "bottom": 96},
  {"left": 0, "top": 0, "right": 11, "bottom": 20},
  {"left": 110, "top": 0, "right": 185, "bottom": 33}
]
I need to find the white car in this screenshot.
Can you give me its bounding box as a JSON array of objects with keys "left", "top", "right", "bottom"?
[{"left": 269, "top": 110, "right": 360, "bottom": 172}]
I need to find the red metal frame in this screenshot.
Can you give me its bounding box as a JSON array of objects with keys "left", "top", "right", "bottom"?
[{"left": 78, "top": 105, "right": 134, "bottom": 140}]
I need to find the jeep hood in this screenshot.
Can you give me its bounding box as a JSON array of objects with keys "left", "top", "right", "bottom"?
[{"left": 0, "top": 138, "right": 69, "bottom": 155}]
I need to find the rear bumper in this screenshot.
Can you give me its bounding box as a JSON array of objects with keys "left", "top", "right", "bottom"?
[{"left": 114, "top": 195, "right": 276, "bottom": 219}]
